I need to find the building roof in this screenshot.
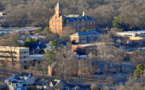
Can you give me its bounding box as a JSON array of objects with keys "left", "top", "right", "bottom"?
[
  {"left": 0, "top": 27, "right": 40, "bottom": 35},
  {"left": 0, "top": 12, "right": 6, "bottom": 13},
  {"left": 6, "top": 74, "right": 20, "bottom": 80},
  {"left": 70, "top": 31, "right": 102, "bottom": 37},
  {"left": 32, "top": 42, "right": 46, "bottom": 50},
  {"left": 30, "top": 54, "right": 45, "bottom": 60},
  {"left": 73, "top": 42, "right": 105, "bottom": 47},
  {"left": 73, "top": 42, "right": 114, "bottom": 47},
  {"left": 0, "top": 46, "right": 29, "bottom": 49},
  {"left": 117, "top": 30, "right": 145, "bottom": 35},
  {"left": 20, "top": 72, "right": 33, "bottom": 77},
  {"left": 64, "top": 15, "right": 96, "bottom": 23}
]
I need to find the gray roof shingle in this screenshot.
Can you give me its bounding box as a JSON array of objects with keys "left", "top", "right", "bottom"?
[{"left": 71, "top": 31, "right": 102, "bottom": 37}]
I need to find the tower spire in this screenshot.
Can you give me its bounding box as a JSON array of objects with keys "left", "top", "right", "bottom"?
[{"left": 56, "top": 1, "right": 62, "bottom": 8}]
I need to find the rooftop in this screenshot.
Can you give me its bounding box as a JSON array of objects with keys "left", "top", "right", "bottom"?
[
  {"left": 117, "top": 30, "right": 145, "bottom": 34},
  {"left": 73, "top": 42, "right": 105, "bottom": 47},
  {"left": 0, "top": 46, "right": 29, "bottom": 49},
  {"left": 0, "top": 27, "right": 40, "bottom": 35},
  {"left": 0, "top": 12, "right": 6, "bottom": 13},
  {"left": 30, "top": 54, "right": 45, "bottom": 60},
  {"left": 70, "top": 31, "right": 102, "bottom": 37},
  {"left": 64, "top": 15, "right": 96, "bottom": 23},
  {"left": 73, "top": 42, "right": 114, "bottom": 47}
]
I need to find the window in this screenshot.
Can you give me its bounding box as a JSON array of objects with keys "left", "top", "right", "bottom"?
[
  {"left": 56, "top": 24, "right": 58, "bottom": 26},
  {"left": 56, "top": 28, "right": 58, "bottom": 31},
  {"left": 91, "top": 22, "right": 92, "bottom": 24},
  {"left": 24, "top": 56, "right": 26, "bottom": 58},
  {"left": 94, "top": 21, "right": 96, "bottom": 24},
  {"left": 65, "top": 24, "right": 69, "bottom": 26},
  {"left": 87, "top": 22, "right": 89, "bottom": 25},
  {"left": 82, "top": 23, "right": 84, "bottom": 26},
  {"left": 94, "top": 28, "right": 95, "bottom": 31},
  {"left": 74, "top": 28, "right": 76, "bottom": 31},
  {"left": 60, "top": 29, "right": 61, "bottom": 31},
  {"left": 24, "top": 66, "right": 27, "bottom": 69},
  {"left": 33, "top": 63, "right": 35, "bottom": 66},
  {"left": 60, "top": 24, "right": 61, "bottom": 26},
  {"left": 24, "top": 61, "right": 26, "bottom": 63},
  {"left": 74, "top": 24, "right": 76, "bottom": 26}
]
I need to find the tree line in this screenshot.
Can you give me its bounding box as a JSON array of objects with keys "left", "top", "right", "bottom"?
[{"left": 0, "top": 0, "right": 145, "bottom": 30}]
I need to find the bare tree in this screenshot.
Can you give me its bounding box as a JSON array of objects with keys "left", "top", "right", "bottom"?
[
  {"left": 130, "top": 51, "right": 145, "bottom": 65},
  {"left": 59, "top": 26, "right": 75, "bottom": 42},
  {"left": 0, "top": 33, "right": 21, "bottom": 66},
  {"left": 55, "top": 46, "right": 78, "bottom": 80}
]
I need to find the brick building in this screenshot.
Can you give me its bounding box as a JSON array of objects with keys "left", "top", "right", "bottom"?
[
  {"left": 70, "top": 31, "right": 102, "bottom": 44},
  {"left": 49, "top": 2, "right": 98, "bottom": 34}
]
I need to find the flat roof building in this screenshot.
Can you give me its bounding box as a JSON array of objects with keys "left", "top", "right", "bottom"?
[
  {"left": 70, "top": 31, "right": 102, "bottom": 44},
  {"left": 0, "top": 46, "right": 30, "bottom": 61},
  {"left": 117, "top": 30, "right": 145, "bottom": 41}
]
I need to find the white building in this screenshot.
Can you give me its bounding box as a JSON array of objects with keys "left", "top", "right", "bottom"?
[
  {"left": 4, "top": 73, "right": 35, "bottom": 90},
  {"left": 0, "top": 46, "right": 30, "bottom": 61},
  {"left": 117, "top": 30, "right": 145, "bottom": 37}
]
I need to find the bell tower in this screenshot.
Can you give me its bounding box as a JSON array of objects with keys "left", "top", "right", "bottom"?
[{"left": 55, "top": 2, "right": 62, "bottom": 17}]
